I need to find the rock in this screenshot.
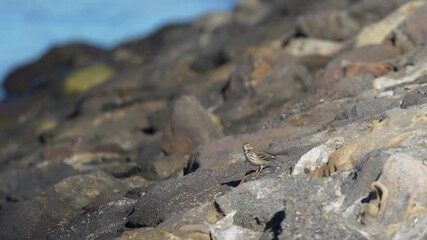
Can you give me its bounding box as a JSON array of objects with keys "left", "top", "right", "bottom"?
[
  {"left": 349, "top": 0, "right": 416, "bottom": 24},
  {"left": 233, "top": 0, "right": 271, "bottom": 26},
  {"left": 222, "top": 54, "right": 311, "bottom": 103},
  {"left": 314, "top": 104, "right": 427, "bottom": 177},
  {"left": 215, "top": 178, "right": 286, "bottom": 232},
  {"left": 156, "top": 202, "right": 218, "bottom": 239},
  {"left": 161, "top": 95, "right": 223, "bottom": 155},
  {"left": 284, "top": 38, "right": 345, "bottom": 57},
  {"left": 118, "top": 229, "right": 181, "bottom": 240},
  {"left": 325, "top": 75, "right": 376, "bottom": 100},
  {"left": 296, "top": 10, "right": 360, "bottom": 40},
  {"left": 401, "top": 85, "right": 427, "bottom": 108},
  {"left": 336, "top": 97, "right": 401, "bottom": 121},
  {"left": 357, "top": 153, "right": 427, "bottom": 237},
  {"left": 3, "top": 43, "right": 111, "bottom": 96},
  {"left": 126, "top": 165, "right": 244, "bottom": 228},
  {"left": 193, "top": 12, "right": 232, "bottom": 32},
  {"left": 222, "top": 57, "right": 261, "bottom": 101},
  {"left": 47, "top": 198, "right": 136, "bottom": 239},
  {"left": 355, "top": 0, "right": 427, "bottom": 47},
  {"left": 217, "top": 53, "right": 312, "bottom": 124},
  {"left": 292, "top": 137, "right": 344, "bottom": 175},
  {"left": 50, "top": 101, "right": 161, "bottom": 152},
  {"left": 390, "top": 216, "right": 427, "bottom": 240},
  {"left": 340, "top": 148, "right": 401, "bottom": 209},
  {"left": 0, "top": 171, "right": 127, "bottom": 240},
  {"left": 215, "top": 175, "right": 368, "bottom": 239},
  {"left": 0, "top": 162, "right": 77, "bottom": 203},
  {"left": 138, "top": 154, "right": 187, "bottom": 181},
  {"left": 373, "top": 57, "right": 427, "bottom": 89},
  {"left": 0, "top": 116, "right": 59, "bottom": 157},
  {"left": 188, "top": 127, "right": 305, "bottom": 171},
  {"left": 323, "top": 44, "right": 399, "bottom": 85},
  {"left": 2, "top": 1, "right": 427, "bottom": 239},
  {"left": 62, "top": 64, "right": 115, "bottom": 96},
  {"left": 210, "top": 211, "right": 262, "bottom": 240},
  {"left": 113, "top": 23, "right": 200, "bottom": 65},
  {"left": 341, "top": 61, "right": 393, "bottom": 78},
  {"left": 386, "top": 6, "right": 427, "bottom": 53},
  {"left": 190, "top": 49, "right": 230, "bottom": 73}
]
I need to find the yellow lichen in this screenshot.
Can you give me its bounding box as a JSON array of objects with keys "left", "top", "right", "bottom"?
[
  {"left": 35, "top": 119, "right": 57, "bottom": 135},
  {"left": 63, "top": 64, "right": 115, "bottom": 95}
]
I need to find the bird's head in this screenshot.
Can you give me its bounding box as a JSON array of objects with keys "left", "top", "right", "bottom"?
[{"left": 242, "top": 142, "right": 253, "bottom": 152}]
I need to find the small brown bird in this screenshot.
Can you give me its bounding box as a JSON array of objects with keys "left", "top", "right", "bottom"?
[{"left": 242, "top": 142, "right": 275, "bottom": 175}]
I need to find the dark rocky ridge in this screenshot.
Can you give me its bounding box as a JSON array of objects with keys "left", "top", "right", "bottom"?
[{"left": 1, "top": 0, "right": 427, "bottom": 239}]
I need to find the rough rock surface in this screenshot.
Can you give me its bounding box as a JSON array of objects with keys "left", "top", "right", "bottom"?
[{"left": 1, "top": 0, "right": 427, "bottom": 239}]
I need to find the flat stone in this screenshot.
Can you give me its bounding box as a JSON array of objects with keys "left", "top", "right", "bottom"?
[
  {"left": 47, "top": 199, "right": 136, "bottom": 239},
  {"left": 126, "top": 165, "right": 244, "bottom": 228}
]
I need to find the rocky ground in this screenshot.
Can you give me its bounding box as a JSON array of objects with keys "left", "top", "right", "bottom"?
[{"left": 1, "top": 0, "right": 427, "bottom": 239}]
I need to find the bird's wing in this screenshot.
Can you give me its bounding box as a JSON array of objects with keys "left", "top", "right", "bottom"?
[{"left": 257, "top": 151, "right": 275, "bottom": 161}]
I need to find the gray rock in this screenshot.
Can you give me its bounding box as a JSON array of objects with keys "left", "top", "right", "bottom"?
[
  {"left": 357, "top": 153, "right": 427, "bottom": 238},
  {"left": 0, "top": 162, "right": 77, "bottom": 203},
  {"left": 215, "top": 178, "right": 286, "bottom": 232},
  {"left": 293, "top": 137, "right": 344, "bottom": 175},
  {"left": 222, "top": 57, "right": 254, "bottom": 101},
  {"left": 161, "top": 95, "right": 223, "bottom": 155},
  {"left": 138, "top": 154, "right": 187, "bottom": 181},
  {"left": 386, "top": 5, "right": 427, "bottom": 53},
  {"left": 296, "top": 11, "right": 360, "bottom": 40},
  {"left": 401, "top": 85, "right": 427, "bottom": 109},
  {"left": 373, "top": 60, "right": 427, "bottom": 90},
  {"left": 210, "top": 211, "right": 262, "bottom": 240},
  {"left": 2, "top": 1, "right": 427, "bottom": 239},
  {"left": 127, "top": 164, "right": 245, "bottom": 228},
  {"left": 341, "top": 148, "right": 393, "bottom": 208},
  {"left": 336, "top": 97, "right": 400, "bottom": 120},
  {"left": 47, "top": 199, "right": 136, "bottom": 239},
  {"left": 215, "top": 175, "right": 368, "bottom": 239},
  {"left": 0, "top": 171, "right": 127, "bottom": 240}
]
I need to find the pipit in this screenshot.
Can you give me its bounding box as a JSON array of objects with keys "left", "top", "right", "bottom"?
[{"left": 242, "top": 142, "right": 275, "bottom": 175}]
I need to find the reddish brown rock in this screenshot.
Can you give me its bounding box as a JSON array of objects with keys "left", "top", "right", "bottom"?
[{"left": 320, "top": 44, "right": 400, "bottom": 95}]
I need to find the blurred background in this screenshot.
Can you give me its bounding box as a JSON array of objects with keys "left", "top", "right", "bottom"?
[{"left": 0, "top": 0, "right": 237, "bottom": 99}]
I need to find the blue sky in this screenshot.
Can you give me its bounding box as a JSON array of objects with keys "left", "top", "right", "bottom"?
[{"left": 0, "top": 0, "right": 237, "bottom": 98}]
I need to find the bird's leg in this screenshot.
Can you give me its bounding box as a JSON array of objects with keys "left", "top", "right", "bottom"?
[{"left": 253, "top": 166, "right": 263, "bottom": 178}]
